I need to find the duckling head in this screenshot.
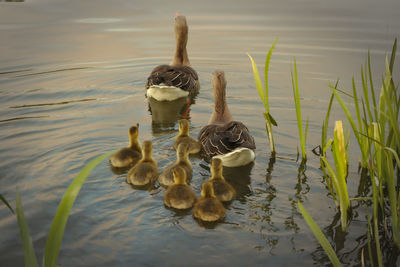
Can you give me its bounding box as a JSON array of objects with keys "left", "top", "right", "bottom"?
[
  {"left": 142, "top": 140, "right": 153, "bottom": 160},
  {"left": 201, "top": 182, "right": 216, "bottom": 198},
  {"left": 129, "top": 124, "right": 139, "bottom": 139},
  {"left": 211, "top": 157, "right": 224, "bottom": 179},
  {"left": 177, "top": 143, "right": 189, "bottom": 161},
  {"left": 178, "top": 119, "right": 190, "bottom": 136},
  {"left": 173, "top": 166, "right": 187, "bottom": 185}
]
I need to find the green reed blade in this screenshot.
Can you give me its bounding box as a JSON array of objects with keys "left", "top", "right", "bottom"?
[
  {"left": 267, "top": 112, "right": 278, "bottom": 126},
  {"left": 367, "top": 51, "right": 378, "bottom": 122},
  {"left": 389, "top": 38, "right": 397, "bottom": 74},
  {"left": 381, "top": 62, "right": 400, "bottom": 149},
  {"left": 361, "top": 64, "right": 374, "bottom": 124},
  {"left": 248, "top": 53, "right": 266, "bottom": 109},
  {"left": 330, "top": 84, "right": 368, "bottom": 167},
  {"left": 16, "top": 190, "right": 39, "bottom": 267},
  {"left": 43, "top": 150, "right": 115, "bottom": 267},
  {"left": 264, "top": 37, "right": 278, "bottom": 113},
  {"left": 366, "top": 211, "right": 374, "bottom": 267},
  {"left": 383, "top": 150, "right": 400, "bottom": 248},
  {"left": 291, "top": 58, "right": 306, "bottom": 159},
  {"left": 298, "top": 201, "right": 342, "bottom": 267},
  {"left": 0, "top": 193, "right": 14, "bottom": 214},
  {"left": 352, "top": 77, "right": 363, "bottom": 132}
]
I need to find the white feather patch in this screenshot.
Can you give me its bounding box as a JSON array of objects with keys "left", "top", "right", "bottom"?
[
  {"left": 213, "top": 148, "right": 255, "bottom": 167},
  {"left": 146, "top": 85, "right": 189, "bottom": 101}
]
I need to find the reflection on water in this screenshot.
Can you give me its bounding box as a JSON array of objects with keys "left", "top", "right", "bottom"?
[
  {"left": 223, "top": 162, "right": 253, "bottom": 202},
  {"left": 148, "top": 97, "right": 190, "bottom": 134},
  {"left": 1, "top": 0, "right": 400, "bottom": 265}
]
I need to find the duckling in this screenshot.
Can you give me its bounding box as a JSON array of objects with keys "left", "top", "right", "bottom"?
[
  {"left": 193, "top": 182, "right": 226, "bottom": 222},
  {"left": 146, "top": 13, "right": 200, "bottom": 101},
  {"left": 174, "top": 119, "right": 202, "bottom": 154},
  {"left": 163, "top": 166, "right": 197, "bottom": 209},
  {"left": 208, "top": 158, "right": 235, "bottom": 202},
  {"left": 110, "top": 124, "right": 142, "bottom": 168},
  {"left": 198, "top": 70, "right": 256, "bottom": 167},
  {"left": 159, "top": 143, "right": 192, "bottom": 186},
  {"left": 127, "top": 140, "right": 158, "bottom": 186}
]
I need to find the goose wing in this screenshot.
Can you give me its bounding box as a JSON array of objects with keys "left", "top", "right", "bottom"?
[
  {"left": 198, "top": 121, "right": 256, "bottom": 157},
  {"left": 146, "top": 65, "right": 199, "bottom": 95}
]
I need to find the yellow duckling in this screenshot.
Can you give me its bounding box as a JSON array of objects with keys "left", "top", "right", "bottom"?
[
  {"left": 110, "top": 124, "right": 142, "bottom": 168},
  {"left": 127, "top": 140, "right": 158, "bottom": 186},
  {"left": 209, "top": 158, "right": 235, "bottom": 202},
  {"left": 174, "top": 119, "right": 202, "bottom": 154},
  {"left": 159, "top": 143, "right": 192, "bottom": 186},
  {"left": 193, "top": 182, "right": 226, "bottom": 222},
  {"left": 163, "top": 166, "right": 197, "bottom": 209}
]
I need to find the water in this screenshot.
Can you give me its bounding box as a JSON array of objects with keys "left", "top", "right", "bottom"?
[{"left": 1, "top": 0, "right": 400, "bottom": 266}]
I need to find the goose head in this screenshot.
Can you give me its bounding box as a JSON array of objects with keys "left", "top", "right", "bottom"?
[
  {"left": 209, "top": 70, "right": 233, "bottom": 125},
  {"left": 171, "top": 13, "right": 190, "bottom": 66}
]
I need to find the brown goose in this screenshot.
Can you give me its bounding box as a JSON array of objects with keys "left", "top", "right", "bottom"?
[
  {"left": 109, "top": 124, "right": 142, "bottom": 168},
  {"left": 145, "top": 14, "right": 199, "bottom": 101},
  {"left": 198, "top": 70, "right": 256, "bottom": 167}
]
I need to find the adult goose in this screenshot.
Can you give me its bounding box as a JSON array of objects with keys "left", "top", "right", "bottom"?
[
  {"left": 198, "top": 70, "right": 256, "bottom": 167},
  {"left": 145, "top": 13, "right": 199, "bottom": 101}
]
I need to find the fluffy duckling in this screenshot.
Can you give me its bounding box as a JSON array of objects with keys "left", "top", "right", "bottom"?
[
  {"left": 145, "top": 13, "right": 200, "bottom": 101},
  {"left": 209, "top": 158, "right": 235, "bottom": 202},
  {"left": 193, "top": 182, "right": 226, "bottom": 222},
  {"left": 127, "top": 140, "right": 158, "bottom": 186},
  {"left": 174, "top": 119, "right": 202, "bottom": 154},
  {"left": 163, "top": 166, "right": 197, "bottom": 209},
  {"left": 198, "top": 70, "right": 256, "bottom": 167},
  {"left": 158, "top": 143, "right": 192, "bottom": 186},
  {"left": 110, "top": 124, "right": 142, "bottom": 168}
]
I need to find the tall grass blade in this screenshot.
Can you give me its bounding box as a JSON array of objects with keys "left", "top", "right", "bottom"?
[
  {"left": 298, "top": 201, "right": 342, "bottom": 267},
  {"left": 248, "top": 39, "right": 278, "bottom": 154},
  {"left": 367, "top": 51, "right": 378, "bottom": 122},
  {"left": 1, "top": 193, "right": 14, "bottom": 214},
  {"left": 43, "top": 150, "right": 115, "bottom": 267},
  {"left": 264, "top": 37, "right": 278, "bottom": 113},
  {"left": 291, "top": 58, "right": 306, "bottom": 160},
  {"left": 248, "top": 53, "right": 266, "bottom": 109},
  {"left": 330, "top": 84, "right": 368, "bottom": 167},
  {"left": 16, "top": 190, "right": 39, "bottom": 267}
]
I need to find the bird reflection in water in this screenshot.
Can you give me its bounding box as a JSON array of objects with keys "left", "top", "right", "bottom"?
[
  {"left": 147, "top": 96, "right": 194, "bottom": 134},
  {"left": 220, "top": 161, "right": 254, "bottom": 203}
]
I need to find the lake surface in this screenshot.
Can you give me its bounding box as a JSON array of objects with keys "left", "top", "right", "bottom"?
[{"left": 1, "top": 0, "right": 400, "bottom": 266}]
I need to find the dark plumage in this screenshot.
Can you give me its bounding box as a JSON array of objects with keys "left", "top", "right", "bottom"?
[
  {"left": 145, "top": 65, "right": 199, "bottom": 97},
  {"left": 198, "top": 121, "right": 256, "bottom": 157}
]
